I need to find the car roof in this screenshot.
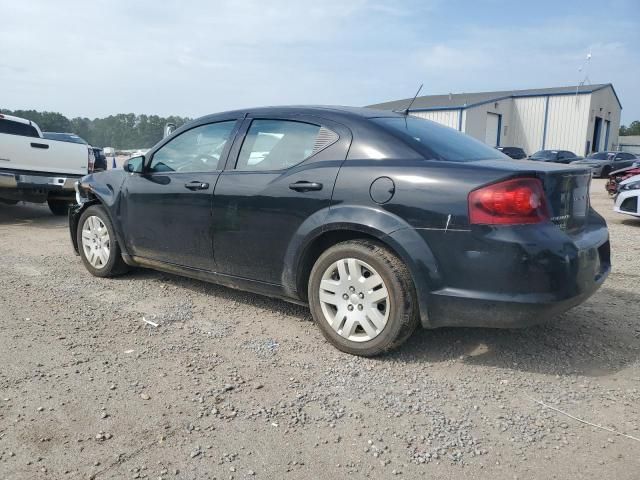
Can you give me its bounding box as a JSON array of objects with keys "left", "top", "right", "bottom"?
[{"left": 195, "top": 105, "right": 403, "bottom": 124}]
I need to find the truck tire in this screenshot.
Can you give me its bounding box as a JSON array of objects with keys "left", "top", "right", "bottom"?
[
  {"left": 48, "top": 199, "right": 71, "bottom": 216},
  {"left": 308, "top": 239, "right": 419, "bottom": 357}
]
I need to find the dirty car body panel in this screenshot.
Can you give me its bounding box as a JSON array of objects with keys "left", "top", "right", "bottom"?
[{"left": 70, "top": 106, "right": 610, "bottom": 330}]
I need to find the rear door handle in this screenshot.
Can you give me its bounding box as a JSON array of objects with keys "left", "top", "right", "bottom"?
[
  {"left": 31, "top": 143, "right": 49, "bottom": 149},
  {"left": 289, "top": 181, "right": 323, "bottom": 192},
  {"left": 184, "top": 181, "right": 210, "bottom": 190}
]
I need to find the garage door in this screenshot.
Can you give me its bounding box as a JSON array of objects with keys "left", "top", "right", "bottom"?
[{"left": 485, "top": 113, "right": 500, "bottom": 147}]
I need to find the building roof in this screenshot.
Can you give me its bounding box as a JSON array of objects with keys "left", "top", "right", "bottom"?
[{"left": 368, "top": 83, "right": 621, "bottom": 112}]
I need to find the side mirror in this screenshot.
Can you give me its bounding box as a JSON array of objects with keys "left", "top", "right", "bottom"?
[{"left": 124, "top": 155, "right": 145, "bottom": 173}]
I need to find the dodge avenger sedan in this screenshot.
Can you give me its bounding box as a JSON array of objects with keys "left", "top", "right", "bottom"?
[{"left": 69, "top": 106, "right": 610, "bottom": 356}]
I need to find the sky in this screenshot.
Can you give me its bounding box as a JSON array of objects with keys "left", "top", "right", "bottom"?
[{"left": 1, "top": 0, "right": 639, "bottom": 124}]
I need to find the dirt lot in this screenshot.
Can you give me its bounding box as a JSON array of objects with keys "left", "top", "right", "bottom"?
[{"left": 1, "top": 179, "right": 639, "bottom": 480}]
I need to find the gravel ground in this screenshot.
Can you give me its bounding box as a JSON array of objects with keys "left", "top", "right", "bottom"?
[{"left": 1, "top": 179, "right": 639, "bottom": 479}]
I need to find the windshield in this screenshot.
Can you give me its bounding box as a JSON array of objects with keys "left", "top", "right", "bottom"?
[
  {"left": 372, "top": 117, "right": 504, "bottom": 162},
  {"left": 530, "top": 150, "right": 556, "bottom": 160},
  {"left": 586, "top": 152, "right": 611, "bottom": 160}
]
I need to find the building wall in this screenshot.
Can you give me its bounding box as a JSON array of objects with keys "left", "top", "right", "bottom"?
[
  {"left": 618, "top": 135, "right": 640, "bottom": 154},
  {"left": 463, "top": 100, "right": 512, "bottom": 147},
  {"left": 544, "top": 94, "right": 591, "bottom": 155},
  {"left": 410, "top": 110, "right": 460, "bottom": 130},
  {"left": 507, "top": 97, "right": 546, "bottom": 155},
  {"left": 588, "top": 86, "right": 621, "bottom": 153},
  {"left": 406, "top": 86, "right": 621, "bottom": 157}
]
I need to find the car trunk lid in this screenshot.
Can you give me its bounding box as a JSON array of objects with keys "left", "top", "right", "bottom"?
[{"left": 471, "top": 159, "right": 591, "bottom": 233}]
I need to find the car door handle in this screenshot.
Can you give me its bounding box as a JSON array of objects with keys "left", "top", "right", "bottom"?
[
  {"left": 289, "top": 181, "right": 323, "bottom": 192},
  {"left": 184, "top": 181, "right": 210, "bottom": 190},
  {"left": 30, "top": 142, "right": 49, "bottom": 149}
]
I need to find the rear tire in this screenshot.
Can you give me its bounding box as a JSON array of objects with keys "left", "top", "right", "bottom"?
[
  {"left": 48, "top": 199, "right": 71, "bottom": 216},
  {"left": 77, "top": 205, "right": 128, "bottom": 277},
  {"left": 308, "top": 240, "right": 419, "bottom": 357}
]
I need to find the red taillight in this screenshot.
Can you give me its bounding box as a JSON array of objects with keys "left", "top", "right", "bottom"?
[{"left": 468, "top": 177, "right": 549, "bottom": 225}]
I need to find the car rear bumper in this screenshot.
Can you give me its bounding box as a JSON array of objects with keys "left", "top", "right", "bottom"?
[
  {"left": 409, "top": 218, "right": 610, "bottom": 329},
  {"left": 0, "top": 170, "right": 79, "bottom": 202}
]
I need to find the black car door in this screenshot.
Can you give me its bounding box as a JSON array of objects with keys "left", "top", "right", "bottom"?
[
  {"left": 121, "top": 118, "right": 240, "bottom": 270},
  {"left": 212, "top": 114, "right": 351, "bottom": 285}
]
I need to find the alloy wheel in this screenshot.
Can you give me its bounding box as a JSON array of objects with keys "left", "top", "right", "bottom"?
[
  {"left": 318, "top": 258, "right": 390, "bottom": 342},
  {"left": 81, "top": 215, "right": 111, "bottom": 269}
]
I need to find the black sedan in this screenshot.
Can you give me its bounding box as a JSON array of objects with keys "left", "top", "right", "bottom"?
[
  {"left": 69, "top": 106, "right": 610, "bottom": 356},
  {"left": 529, "top": 149, "right": 582, "bottom": 164},
  {"left": 496, "top": 146, "right": 527, "bottom": 160}
]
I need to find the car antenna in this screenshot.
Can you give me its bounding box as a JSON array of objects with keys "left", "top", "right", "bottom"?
[{"left": 401, "top": 84, "right": 423, "bottom": 116}]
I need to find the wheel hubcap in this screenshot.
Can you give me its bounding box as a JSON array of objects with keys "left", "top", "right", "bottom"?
[
  {"left": 318, "top": 258, "right": 390, "bottom": 342},
  {"left": 81, "top": 215, "right": 110, "bottom": 269}
]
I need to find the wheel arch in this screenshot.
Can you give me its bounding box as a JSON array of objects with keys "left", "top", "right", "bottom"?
[
  {"left": 285, "top": 206, "right": 443, "bottom": 328},
  {"left": 70, "top": 183, "right": 128, "bottom": 258}
]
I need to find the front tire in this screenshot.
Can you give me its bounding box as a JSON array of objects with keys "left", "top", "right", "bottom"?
[
  {"left": 77, "top": 205, "right": 128, "bottom": 277},
  {"left": 601, "top": 166, "right": 612, "bottom": 178},
  {"left": 48, "top": 199, "right": 71, "bottom": 216},
  {"left": 308, "top": 240, "right": 419, "bottom": 356}
]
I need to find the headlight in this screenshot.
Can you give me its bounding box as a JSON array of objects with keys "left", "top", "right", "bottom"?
[
  {"left": 621, "top": 182, "right": 640, "bottom": 191},
  {"left": 74, "top": 181, "right": 87, "bottom": 204}
]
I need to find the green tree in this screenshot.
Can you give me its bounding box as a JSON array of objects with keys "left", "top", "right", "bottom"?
[
  {"left": 1, "top": 108, "right": 190, "bottom": 149},
  {"left": 620, "top": 121, "right": 640, "bottom": 136}
]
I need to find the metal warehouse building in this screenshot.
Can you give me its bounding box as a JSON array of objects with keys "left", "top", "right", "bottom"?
[{"left": 369, "top": 84, "right": 622, "bottom": 157}]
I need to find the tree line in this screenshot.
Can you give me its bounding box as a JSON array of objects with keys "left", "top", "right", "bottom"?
[
  {"left": 619, "top": 121, "right": 640, "bottom": 136},
  {"left": 0, "top": 109, "right": 191, "bottom": 150},
  {"left": 4, "top": 108, "right": 640, "bottom": 147}
]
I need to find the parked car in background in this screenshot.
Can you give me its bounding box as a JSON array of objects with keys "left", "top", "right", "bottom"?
[
  {"left": 0, "top": 113, "right": 94, "bottom": 214},
  {"left": 529, "top": 150, "right": 582, "bottom": 164},
  {"left": 571, "top": 151, "right": 639, "bottom": 178},
  {"left": 69, "top": 106, "right": 610, "bottom": 356},
  {"left": 496, "top": 146, "right": 527, "bottom": 159},
  {"left": 91, "top": 147, "right": 107, "bottom": 171},
  {"left": 613, "top": 174, "right": 640, "bottom": 218},
  {"left": 605, "top": 163, "right": 640, "bottom": 196}
]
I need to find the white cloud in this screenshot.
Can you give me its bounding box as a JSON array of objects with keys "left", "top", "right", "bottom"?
[{"left": 0, "top": 1, "right": 637, "bottom": 123}]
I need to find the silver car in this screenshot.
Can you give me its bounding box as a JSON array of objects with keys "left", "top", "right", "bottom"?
[{"left": 571, "top": 151, "right": 639, "bottom": 178}]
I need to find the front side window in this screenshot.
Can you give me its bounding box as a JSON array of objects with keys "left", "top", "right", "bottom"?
[
  {"left": 235, "top": 120, "right": 321, "bottom": 171},
  {"left": 149, "top": 121, "right": 236, "bottom": 173}
]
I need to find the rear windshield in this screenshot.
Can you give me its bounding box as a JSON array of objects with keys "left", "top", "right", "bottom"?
[{"left": 372, "top": 117, "right": 504, "bottom": 162}]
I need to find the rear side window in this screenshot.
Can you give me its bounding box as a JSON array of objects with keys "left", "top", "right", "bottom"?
[
  {"left": 372, "top": 117, "right": 503, "bottom": 162},
  {"left": 236, "top": 120, "right": 322, "bottom": 171},
  {"left": 0, "top": 119, "right": 39, "bottom": 137}
]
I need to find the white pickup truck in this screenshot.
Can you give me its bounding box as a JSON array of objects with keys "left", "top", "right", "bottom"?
[{"left": 0, "top": 113, "right": 94, "bottom": 215}]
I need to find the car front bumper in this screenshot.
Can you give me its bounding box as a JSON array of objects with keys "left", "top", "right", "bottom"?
[{"left": 614, "top": 189, "right": 640, "bottom": 217}]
